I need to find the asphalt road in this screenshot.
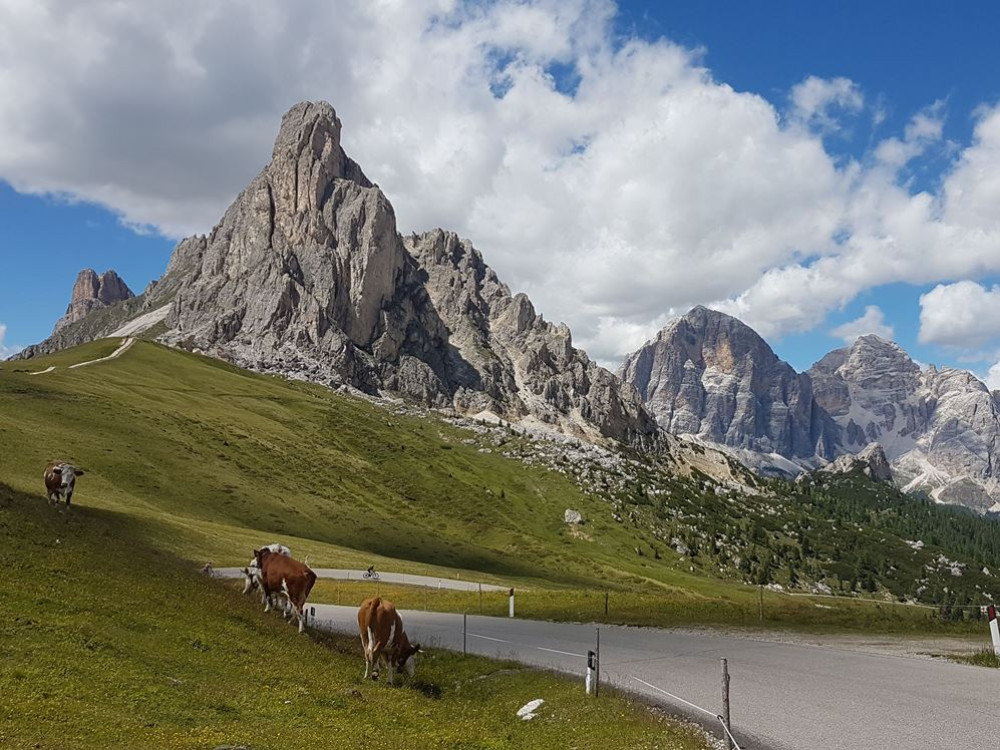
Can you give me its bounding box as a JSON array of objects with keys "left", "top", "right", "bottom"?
[
  {"left": 308, "top": 604, "right": 1000, "bottom": 750},
  {"left": 213, "top": 567, "right": 506, "bottom": 592}
]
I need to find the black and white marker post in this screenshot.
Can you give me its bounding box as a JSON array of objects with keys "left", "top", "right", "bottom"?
[
  {"left": 586, "top": 650, "right": 597, "bottom": 695},
  {"left": 509, "top": 587, "right": 515, "bottom": 618},
  {"left": 989, "top": 604, "right": 1000, "bottom": 656}
]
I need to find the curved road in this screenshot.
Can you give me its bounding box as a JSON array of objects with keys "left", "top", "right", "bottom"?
[
  {"left": 307, "top": 604, "right": 1000, "bottom": 750},
  {"left": 213, "top": 567, "right": 506, "bottom": 592}
]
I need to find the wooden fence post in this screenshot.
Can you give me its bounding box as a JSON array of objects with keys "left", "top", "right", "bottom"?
[{"left": 721, "top": 657, "right": 732, "bottom": 750}]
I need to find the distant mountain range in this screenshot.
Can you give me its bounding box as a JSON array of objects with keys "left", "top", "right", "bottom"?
[
  {"left": 620, "top": 308, "right": 1000, "bottom": 512},
  {"left": 16, "top": 100, "right": 1000, "bottom": 512}
]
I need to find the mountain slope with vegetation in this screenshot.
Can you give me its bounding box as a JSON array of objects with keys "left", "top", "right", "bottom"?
[{"left": 3, "top": 339, "right": 1000, "bottom": 634}]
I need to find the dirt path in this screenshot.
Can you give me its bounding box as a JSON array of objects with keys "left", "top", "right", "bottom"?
[{"left": 28, "top": 337, "right": 135, "bottom": 375}]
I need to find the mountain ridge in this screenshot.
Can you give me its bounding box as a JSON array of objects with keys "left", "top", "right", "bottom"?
[{"left": 15, "top": 101, "right": 660, "bottom": 448}]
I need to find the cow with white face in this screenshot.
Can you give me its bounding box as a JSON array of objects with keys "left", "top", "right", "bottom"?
[{"left": 43, "top": 461, "right": 84, "bottom": 508}]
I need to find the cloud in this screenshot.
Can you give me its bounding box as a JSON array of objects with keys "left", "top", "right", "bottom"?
[
  {"left": 789, "top": 75, "right": 863, "bottom": 133},
  {"left": 1, "top": 1, "right": 1000, "bottom": 367},
  {"left": 919, "top": 281, "right": 1000, "bottom": 349},
  {"left": 830, "top": 305, "right": 894, "bottom": 343},
  {"left": 986, "top": 361, "right": 1000, "bottom": 391},
  {"left": 873, "top": 101, "right": 945, "bottom": 169},
  {"left": 0, "top": 323, "right": 20, "bottom": 360}
]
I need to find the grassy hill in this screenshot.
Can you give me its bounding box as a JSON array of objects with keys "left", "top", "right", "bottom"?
[
  {"left": 0, "top": 483, "right": 708, "bottom": 748},
  {"left": 1, "top": 339, "right": 673, "bottom": 584},
  {"left": 2, "top": 339, "right": 998, "bottom": 637}
]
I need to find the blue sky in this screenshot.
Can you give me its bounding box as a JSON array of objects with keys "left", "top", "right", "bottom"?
[{"left": 1, "top": 0, "right": 999, "bottom": 382}]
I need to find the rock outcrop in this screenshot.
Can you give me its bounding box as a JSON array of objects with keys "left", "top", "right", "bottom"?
[
  {"left": 53, "top": 269, "right": 134, "bottom": 332},
  {"left": 819, "top": 442, "right": 893, "bottom": 482},
  {"left": 618, "top": 306, "right": 835, "bottom": 459},
  {"left": 405, "top": 229, "right": 659, "bottom": 445}
]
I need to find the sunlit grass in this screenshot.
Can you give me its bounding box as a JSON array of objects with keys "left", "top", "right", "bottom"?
[{"left": 0, "top": 483, "right": 710, "bottom": 749}]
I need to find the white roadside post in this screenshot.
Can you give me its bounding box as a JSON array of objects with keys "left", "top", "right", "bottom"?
[
  {"left": 586, "top": 650, "right": 596, "bottom": 695},
  {"left": 989, "top": 605, "right": 1000, "bottom": 656},
  {"left": 509, "top": 588, "right": 515, "bottom": 618}
]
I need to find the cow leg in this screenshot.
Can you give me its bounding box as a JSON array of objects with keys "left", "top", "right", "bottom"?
[
  {"left": 361, "top": 635, "right": 371, "bottom": 679},
  {"left": 370, "top": 639, "right": 384, "bottom": 680},
  {"left": 65, "top": 490, "right": 72, "bottom": 508}
]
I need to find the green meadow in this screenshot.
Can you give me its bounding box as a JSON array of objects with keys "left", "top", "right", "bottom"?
[{"left": 0, "top": 483, "right": 709, "bottom": 748}]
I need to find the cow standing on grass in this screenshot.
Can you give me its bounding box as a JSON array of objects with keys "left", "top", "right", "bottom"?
[
  {"left": 43, "top": 462, "right": 84, "bottom": 508},
  {"left": 242, "top": 543, "right": 292, "bottom": 599},
  {"left": 357, "top": 597, "right": 421, "bottom": 684},
  {"left": 253, "top": 548, "right": 316, "bottom": 633}
]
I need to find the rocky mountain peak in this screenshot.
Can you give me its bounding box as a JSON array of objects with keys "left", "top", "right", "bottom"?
[
  {"left": 270, "top": 100, "right": 372, "bottom": 191},
  {"left": 73, "top": 100, "right": 660, "bottom": 448},
  {"left": 620, "top": 306, "right": 834, "bottom": 459},
  {"left": 809, "top": 334, "right": 921, "bottom": 424},
  {"left": 53, "top": 269, "right": 134, "bottom": 333}
]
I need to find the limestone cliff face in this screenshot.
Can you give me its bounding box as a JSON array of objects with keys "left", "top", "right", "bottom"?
[
  {"left": 619, "top": 306, "right": 835, "bottom": 459},
  {"left": 808, "top": 336, "right": 928, "bottom": 451},
  {"left": 53, "top": 269, "right": 134, "bottom": 333},
  {"left": 159, "top": 101, "right": 451, "bottom": 397},
  {"left": 406, "top": 229, "right": 660, "bottom": 445},
  {"left": 809, "top": 336, "right": 1000, "bottom": 510}
]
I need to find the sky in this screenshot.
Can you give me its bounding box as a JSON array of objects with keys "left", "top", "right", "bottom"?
[{"left": 1, "top": 0, "right": 999, "bottom": 388}]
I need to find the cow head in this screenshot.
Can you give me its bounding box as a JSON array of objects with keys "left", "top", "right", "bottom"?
[
  {"left": 54, "top": 465, "right": 84, "bottom": 486},
  {"left": 395, "top": 641, "right": 421, "bottom": 677}
]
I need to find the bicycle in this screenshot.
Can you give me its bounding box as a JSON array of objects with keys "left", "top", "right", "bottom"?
[{"left": 363, "top": 567, "right": 380, "bottom": 580}]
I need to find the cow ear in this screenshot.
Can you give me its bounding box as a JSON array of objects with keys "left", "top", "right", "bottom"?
[
  {"left": 51, "top": 467, "right": 63, "bottom": 474},
  {"left": 74, "top": 469, "right": 85, "bottom": 476},
  {"left": 414, "top": 644, "right": 423, "bottom": 654}
]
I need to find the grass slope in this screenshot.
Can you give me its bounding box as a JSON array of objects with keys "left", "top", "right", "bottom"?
[
  {"left": 0, "top": 484, "right": 708, "bottom": 749},
  {"left": 1, "top": 340, "right": 643, "bottom": 583},
  {"left": 1, "top": 339, "right": 995, "bottom": 636}
]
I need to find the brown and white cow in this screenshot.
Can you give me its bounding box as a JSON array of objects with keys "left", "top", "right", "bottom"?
[
  {"left": 252, "top": 548, "right": 316, "bottom": 633},
  {"left": 43, "top": 461, "right": 84, "bottom": 508},
  {"left": 243, "top": 544, "right": 294, "bottom": 617},
  {"left": 357, "top": 597, "right": 421, "bottom": 684}
]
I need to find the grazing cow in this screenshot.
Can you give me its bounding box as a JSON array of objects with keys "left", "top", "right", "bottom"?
[
  {"left": 241, "top": 543, "right": 292, "bottom": 598},
  {"left": 253, "top": 548, "right": 316, "bottom": 633},
  {"left": 43, "top": 462, "right": 84, "bottom": 507},
  {"left": 357, "top": 597, "right": 421, "bottom": 684}
]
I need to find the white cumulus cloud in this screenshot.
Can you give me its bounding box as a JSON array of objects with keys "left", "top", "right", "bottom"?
[
  {"left": 831, "top": 305, "right": 895, "bottom": 343},
  {"left": 789, "top": 75, "right": 864, "bottom": 133},
  {"left": 919, "top": 281, "right": 1000, "bottom": 349},
  {"left": 1, "top": 1, "right": 1000, "bottom": 366}
]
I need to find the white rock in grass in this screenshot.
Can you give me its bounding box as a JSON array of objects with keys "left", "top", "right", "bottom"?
[
  {"left": 517, "top": 698, "right": 544, "bottom": 720},
  {"left": 564, "top": 509, "right": 583, "bottom": 525}
]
